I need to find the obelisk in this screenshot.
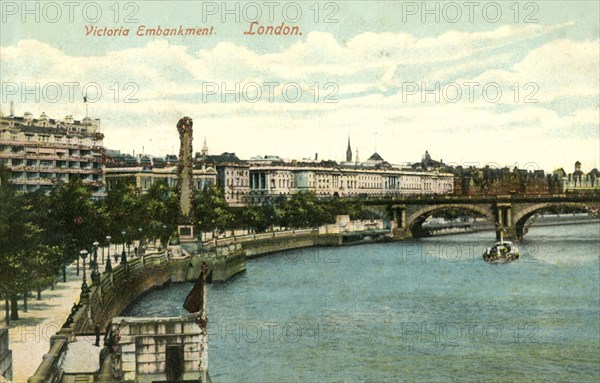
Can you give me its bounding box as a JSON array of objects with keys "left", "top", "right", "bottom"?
[{"left": 176, "top": 116, "right": 195, "bottom": 241}]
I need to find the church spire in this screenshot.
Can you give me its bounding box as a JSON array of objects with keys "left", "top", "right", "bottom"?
[
  {"left": 201, "top": 137, "right": 208, "bottom": 156},
  {"left": 346, "top": 136, "right": 353, "bottom": 162}
]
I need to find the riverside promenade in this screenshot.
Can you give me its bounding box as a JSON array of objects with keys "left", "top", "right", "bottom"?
[{"left": 1, "top": 264, "right": 82, "bottom": 383}]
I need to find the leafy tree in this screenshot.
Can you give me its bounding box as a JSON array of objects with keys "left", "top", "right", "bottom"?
[
  {"left": 240, "top": 204, "right": 269, "bottom": 232},
  {"left": 105, "top": 178, "right": 143, "bottom": 248},
  {"left": 46, "top": 177, "right": 98, "bottom": 281},
  {"left": 0, "top": 166, "right": 62, "bottom": 320},
  {"left": 321, "top": 197, "right": 369, "bottom": 222},
  {"left": 193, "top": 186, "right": 234, "bottom": 234},
  {"left": 280, "top": 192, "right": 329, "bottom": 228},
  {"left": 29, "top": 245, "right": 63, "bottom": 300},
  {"left": 139, "top": 180, "right": 178, "bottom": 247}
]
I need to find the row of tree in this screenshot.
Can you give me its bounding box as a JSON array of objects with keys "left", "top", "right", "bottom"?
[{"left": 0, "top": 166, "right": 369, "bottom": 322}]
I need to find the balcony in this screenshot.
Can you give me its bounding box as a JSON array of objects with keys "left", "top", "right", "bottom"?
[{"left": 12, "top": 178, "right": 55, "bottom": 186}]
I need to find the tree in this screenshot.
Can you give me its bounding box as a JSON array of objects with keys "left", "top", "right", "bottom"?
[
  {"left": 105, "top": 178, "right": 143, "bottom": 249},
  {"left": 0, "top": 166, "right": 62, "bottom": 320},
  {"left": 47, "top": 177, "right": 98, "bottom": 281},
  {"left": 31, "top": 245, "right": 63, "bottom": 299},
  {"left": 139, "top": 180, "right": 178, "bottom": 246},
  {"left": 240, "top": 204, "right": 269, "bottom": 232},
  {"left": 280, "top": 192, "right": 329, "bottom": 228},
  {"left": 193, "top": 186, "right": 234, "bottom": 234}
]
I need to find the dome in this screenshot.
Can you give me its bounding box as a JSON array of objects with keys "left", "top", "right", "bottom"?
[{"left": 367, "top": 152, "right": 384, "bottom": 162}]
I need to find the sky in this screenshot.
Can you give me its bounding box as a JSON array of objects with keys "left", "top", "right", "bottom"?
[{"left": 0, "top": 0, "right": 598, "bottom": 172}]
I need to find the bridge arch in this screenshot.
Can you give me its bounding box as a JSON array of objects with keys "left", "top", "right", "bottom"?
[
  {"left": 512, "top": 202, "right": 593, "bottom": 239},
  {"left": 406, "top": 204, "right": 495, "bottom": 237}
]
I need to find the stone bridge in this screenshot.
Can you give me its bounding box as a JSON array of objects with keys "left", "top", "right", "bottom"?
[{"left": 363, "top": 193, "right": 600, "bottom": 240}]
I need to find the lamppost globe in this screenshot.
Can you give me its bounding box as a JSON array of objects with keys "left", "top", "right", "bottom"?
[{"left": 80, "top": 249, "right": 88, "bottom": 272}]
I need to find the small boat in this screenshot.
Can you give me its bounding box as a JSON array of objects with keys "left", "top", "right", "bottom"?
[{"left": 483, "top": 232, "right": 520, "bottom": 263}]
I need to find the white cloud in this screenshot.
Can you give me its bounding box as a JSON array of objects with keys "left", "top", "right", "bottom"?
[{"left": 0, "top": 23, "right": 597, "bottom": 171}]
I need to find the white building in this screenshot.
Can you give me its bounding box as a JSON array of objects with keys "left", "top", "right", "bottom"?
[
  {"left": 246, "top": 152, "right": 454, "bottom": 204},
  {"left": 0, "top": 109, "right": 105, "bottom": 197}
]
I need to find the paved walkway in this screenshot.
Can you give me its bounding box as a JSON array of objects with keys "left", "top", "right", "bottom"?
[{"left": 1, "top": 261, "right": 98, "bottom": 383}]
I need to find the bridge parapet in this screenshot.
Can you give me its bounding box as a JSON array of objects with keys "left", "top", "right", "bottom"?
[{"left": 384, "top": 194, "right": 600, "bottom": 240}]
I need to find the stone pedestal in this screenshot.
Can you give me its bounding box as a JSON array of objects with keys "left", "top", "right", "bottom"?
[{"left": 178, "top": 225, "right": 195, "bottom": 242}]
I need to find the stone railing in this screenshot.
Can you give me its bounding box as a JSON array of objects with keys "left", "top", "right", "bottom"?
[
  {"left": 205, "top": 228, "right": 319, "bottom": 247},
  {"left": 0, "top": 327, "right": 11, "bottom": 382},
  {"left": 203, "top": 219, "right": 387, "bottom": 247}
]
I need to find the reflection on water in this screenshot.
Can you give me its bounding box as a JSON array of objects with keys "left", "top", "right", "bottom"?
[{"left": 123, "top": 223, "right": 600, "bottom": 382}]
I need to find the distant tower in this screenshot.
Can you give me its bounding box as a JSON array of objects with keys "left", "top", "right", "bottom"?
[
  {"left": 355, "top": 147, "right": 360, "bottom": 165},
  {"left": 201, "top": 137, "right": 209, "bottom": 156},
  {"left": 575, "top": 161, "right": 581, "bottom": 171},
  {"left": 346, "top": 137, "right": 353, "bottom": 162}
]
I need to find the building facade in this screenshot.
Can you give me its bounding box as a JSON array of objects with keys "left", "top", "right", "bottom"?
[
  {"left": 246, "top": 153, "right": 454, "bottom": 204},
  {"left": 104, "top": 151, "right": 216, "bottom": 194},
  {"left": 555, "top": 161, "right": 600, "bottom": 192},
  {"left": 195, "top": 152, "right": 250, "bottom": 207},
  {"left": 0, "top": 111, "right": 105, "bottom": 197}
]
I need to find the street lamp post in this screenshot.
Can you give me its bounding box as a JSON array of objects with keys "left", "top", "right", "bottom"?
[
  {"left": 105, "top": 252, "right": 113, "bottom": 273},
  {"left": 138, "top": 227, "right": 143, "bottom": 256},
  {"left": 91, "top": 241, "right": 100, "bottom": 284},
  {"left": 92, "top": 241, "right": 99, "bottom": 264},
  {"left": 105, "top": 235, "right": 111, "bottom": 264},
  {"left": 79, "top": 249, "right": 89, "bottom": 294},
  {"left": 121, "top": 230, "right": 126, "bottom": 256},
  {"left": 121, "top": 229, "right": 128, "bottom": 265}
]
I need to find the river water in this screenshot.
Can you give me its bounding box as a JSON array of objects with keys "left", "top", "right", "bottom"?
[{"left": 123, "top": 223, "right": 600, "bottom": 382}]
